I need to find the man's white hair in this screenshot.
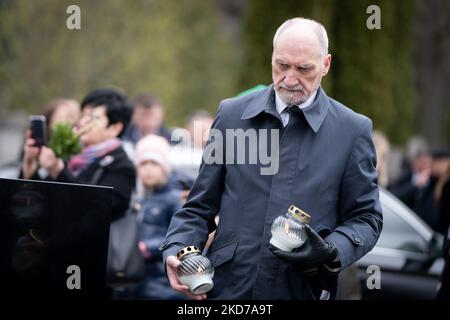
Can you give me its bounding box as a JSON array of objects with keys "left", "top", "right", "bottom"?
[{"left": 273, "top": 17, "right": 329, "bottom": 57}]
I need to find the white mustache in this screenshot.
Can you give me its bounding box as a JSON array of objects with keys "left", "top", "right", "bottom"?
[{"left": 279, "top": 84, "right": 304, "bottom": 92}]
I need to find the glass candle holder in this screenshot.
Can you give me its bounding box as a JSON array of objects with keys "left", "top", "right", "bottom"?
[
  {"left": 269, "top": 205, "right": 311, "bottom": 252},
  {"left": 176, "top": 246, "right": 214, "bottom": 294}
]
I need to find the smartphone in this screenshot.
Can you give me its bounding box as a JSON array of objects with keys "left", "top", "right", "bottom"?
[{"left": 29, "top": 115, "right": 47, "bottom": 147}]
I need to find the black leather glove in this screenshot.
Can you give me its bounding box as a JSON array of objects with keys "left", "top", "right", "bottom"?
[
  {"left": 270, "top": 224, "right": 338, "bottom": 273},
  {"left": 303, "top": 267, "right": 339, "bottom": 300}
]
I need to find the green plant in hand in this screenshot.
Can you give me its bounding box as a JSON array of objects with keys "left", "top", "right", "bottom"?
[{"left": 48, "top": 123, "right": 82, "bottom": 161}]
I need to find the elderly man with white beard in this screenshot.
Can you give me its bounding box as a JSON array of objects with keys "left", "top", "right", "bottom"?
[{"left": 161, "top": 17, "right": 383, "bottom": 300}]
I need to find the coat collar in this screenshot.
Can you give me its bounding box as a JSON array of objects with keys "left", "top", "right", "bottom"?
[{"left": 241, "top": 84, "right": 330, "bottom": 133}]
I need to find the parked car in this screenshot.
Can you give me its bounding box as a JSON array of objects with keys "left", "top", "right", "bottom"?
[{"left": 354, "top": 188, "right": 444, "bottom": 299}]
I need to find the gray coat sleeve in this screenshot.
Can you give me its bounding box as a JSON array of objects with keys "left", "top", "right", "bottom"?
[
  {"left": 325, "top": 119, "right": 383, "bottom": 268},
  {"left": 160, "top": 105, "right": 226, "bottom": 261}
]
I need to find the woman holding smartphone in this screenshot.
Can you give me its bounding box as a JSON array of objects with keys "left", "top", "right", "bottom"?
[{"left": 21, "top": 88, "right": 135, "bottom": 222}]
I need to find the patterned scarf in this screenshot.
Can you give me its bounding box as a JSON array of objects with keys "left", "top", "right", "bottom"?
[{"left": 67, "top": 138, "right": 122, "bottom": 176}]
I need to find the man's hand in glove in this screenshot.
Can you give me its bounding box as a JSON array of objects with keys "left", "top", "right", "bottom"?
[{"left": 269, "top": 224, "right": 339, "bottom": 274}]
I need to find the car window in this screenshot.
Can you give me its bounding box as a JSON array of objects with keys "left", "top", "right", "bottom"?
[{"left": 377, "top": 198, "right": 428, "bottom": 253}]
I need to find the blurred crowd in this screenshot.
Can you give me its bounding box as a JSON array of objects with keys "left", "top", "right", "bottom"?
[
  {"left": 372, "top": 131, "right": 450, "bottom": 299},
  {"left": 16, "top": 87, "right": 213, "bottom": 299},
  {"left": 3, "top": 86, "right": 450, "bottom": 299},
  {"left": 373, "top": 131, "right": 450, "bottom": 235}
]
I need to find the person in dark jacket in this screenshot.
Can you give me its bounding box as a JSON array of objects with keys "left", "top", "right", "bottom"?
[
  {"left": 131, "top": 134, "right": 184, "bottom": 299},
  {"left": 437, "top": 166, "right": 450, "bottom": 299},
  {"left": 390, "top": 149, "right": 450, "bottom": 233},
  {"left": 21, "top": 88, "right": 135, "bottom": 221},
  {"left": 161, "top": 17, "right": 382, "bottom": 300}
]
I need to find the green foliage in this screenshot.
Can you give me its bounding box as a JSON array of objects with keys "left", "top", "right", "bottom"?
[
  {"left": 240, "top": 0, "right": 417, "bottom": 145},
  {"left": 332, "top": 0, "right": 396, "bottom": 135},
  {"left": 0, "top": 0, "right": 238, "bottom": 125},
  {"left": 48, "top": 123, "right": 82, "bottom": 161},
  {"left": 389, "top": 0, "right": 416, "bottom": 144},
  {"left": 236, "top": 84, "right": 267, "bottom": 97},
  {"left": 332, "top": 0, "right": 416, "bottom": 144},
  {"left": 0, "top": 1, "right": 430, "bottom": 145},
  {"left": 446, "top": 113, "right": 450, "bottom": 145},
  {"left": 240, "top": 0, "right": 334, "bottom": 91}
]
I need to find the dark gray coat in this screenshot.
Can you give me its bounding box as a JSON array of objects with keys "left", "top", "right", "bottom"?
[{"left": 161, "top": 86, "right": 382, "bottom": 299}]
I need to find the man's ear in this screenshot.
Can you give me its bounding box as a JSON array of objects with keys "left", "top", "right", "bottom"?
[
  {"left": 109, "top": 122, "right": 123, "bottom": 138},
  {"left": 322, "top": 54, "right": 332, "bottom": 76}
]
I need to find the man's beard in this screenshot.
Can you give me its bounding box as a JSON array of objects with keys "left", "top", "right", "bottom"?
[{"left": 275, "top": 84, "right": 313, "bottom": 105}]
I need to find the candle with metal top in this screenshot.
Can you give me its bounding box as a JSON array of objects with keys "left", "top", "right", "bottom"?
[
  {"left": 269, "top": 205, "right": 311, "bottom": 252},
  {"left": 176, "top": 246, "right": 214, "bottom": 294}
]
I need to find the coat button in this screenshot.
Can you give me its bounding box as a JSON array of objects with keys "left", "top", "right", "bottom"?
[{"left": 354, "top": 236, "right": 361, "bottom": 244}]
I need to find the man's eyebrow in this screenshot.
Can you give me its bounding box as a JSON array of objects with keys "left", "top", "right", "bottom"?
[
  {"left": 298, "top": 63, "right": 314, "bottom": 68},
  {"left": 275, "top": 58, "right": 286, "bottom": 64}
]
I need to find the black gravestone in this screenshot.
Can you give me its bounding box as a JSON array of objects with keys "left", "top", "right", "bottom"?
[{"left": 0, "top": 178, "right": 112, "bottom": 299}]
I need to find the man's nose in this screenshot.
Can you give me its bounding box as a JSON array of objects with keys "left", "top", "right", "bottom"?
[{"left": 283, "top": 73, "right": 299, "bottom": 87}]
